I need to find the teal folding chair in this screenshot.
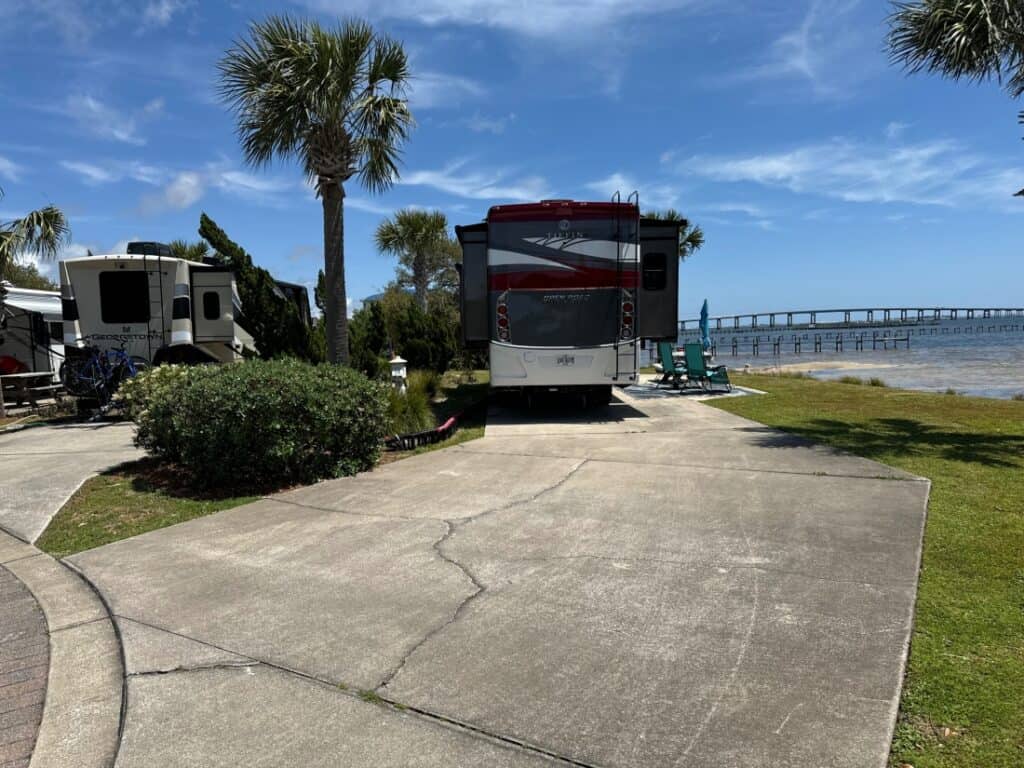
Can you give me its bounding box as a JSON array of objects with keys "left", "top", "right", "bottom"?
[{"left": 683, "top": 343, "right": 731, "bottom": 392}]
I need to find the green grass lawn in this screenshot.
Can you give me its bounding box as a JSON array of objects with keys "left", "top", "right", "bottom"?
[
  {"left": 711, "top": 373, "right": 1024, "bottom": 768},
  {"left": 36, "top": 459, "right": 258, "bottom": 559}
]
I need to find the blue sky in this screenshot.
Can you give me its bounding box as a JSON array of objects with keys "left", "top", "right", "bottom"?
[{"left": 2, "top": 0, "right": 1022, "bottom": 319}]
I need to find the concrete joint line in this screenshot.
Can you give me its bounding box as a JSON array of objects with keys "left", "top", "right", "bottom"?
[
  {"left": 377, "top": 460, "right": 588, "bottom": 691},
  {"left": 264, "top": 495, "right": 429, "bottom": 523},
  {"left": 59, "top": 559, "right": 130, "bottom": 766},
  {"left": 48, "top": 615, "right": 109, "bottom": 634},
  {"left": 376, "top": 697, "right": 609, "bottom": 768},
  {"left": 457, "top": 445, "right": 925, "bottom": 484},
  {"left": 504, "top": 554, "right": 917, "bottom": 590}
]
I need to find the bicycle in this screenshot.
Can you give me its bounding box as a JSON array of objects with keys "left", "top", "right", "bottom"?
[{"left": 60, "top": 344, "right": 148, "bottom": 410}]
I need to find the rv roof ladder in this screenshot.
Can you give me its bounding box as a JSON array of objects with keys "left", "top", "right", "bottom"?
[
  {"left": 142, "top": 250, "right": 167, "bottom": 362},
  {"left": 610, "top": 191, "right": 639, "bottom": 382}
]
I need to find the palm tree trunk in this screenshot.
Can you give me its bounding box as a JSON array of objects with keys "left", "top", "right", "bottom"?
[
  {"left": 322, "top": 180, "right": 349, "bottom": 365},
  {"left": 414, "top": 253, "right": 428, "bottom": 311}
]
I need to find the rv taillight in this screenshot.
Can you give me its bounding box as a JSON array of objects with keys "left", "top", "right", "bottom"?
[
  {"left": 622, "top": 302, "right": 634, "bottom": 314},
  {"left": 622, "top": 315, "right": 633, "bottom": 326},
  {"left": 496, "top": 290, "right": 510, "bottom": 343},
  {"left": 620, "top": 288, "right": 634, "bottom": 342}
]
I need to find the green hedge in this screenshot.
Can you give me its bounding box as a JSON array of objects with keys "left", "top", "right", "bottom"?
[{"left": 127, "top": 359, "right": 388, "bottom": 489}]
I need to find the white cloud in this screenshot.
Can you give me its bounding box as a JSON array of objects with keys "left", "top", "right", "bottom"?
[
  {"left": 466, "top": 112, "right": 515, "bottom": 134},
  {"left": 296, "top": 0, "right": 697, "bottom": 37},
  {"left": 0, "top": 155, "right": 21, "bottom": 182},
  {"left": 684, "top": 137, "right": 1024, "bottom": 208},
  {"left": 140, "top": 163, "right": 295, "bottom": 213},
  {"left": 408, "top": 71, "right": 486, "bottom": 109},
  {"left": 584, "top": 172, "right": 678, "bottom": 209},
  {"left": 399, "top": 160, "right": 550, "bottom": 201},
  {"left": 61, "top": 159, "right": 169, "bottom": 186},
  {"left": 64, "top": 94, "right": 147, "bottom": 145},
  {"left": 163, "top": 171, "right": 204, "bottom": 209},
  {"left": 885, "top": 121, "right": 908, "bottom": 140},
  {"left": 142, "top": 0, "right": 190, "bottom": 27},
  {"left": 60, "top": 161, "right": 117, "bottom": 185},
  {"left": 346, "top": 197, "right": 397, "bottom": 215},
  {"left": 715, "top": 0, "right": 874, "bottom": 99}
]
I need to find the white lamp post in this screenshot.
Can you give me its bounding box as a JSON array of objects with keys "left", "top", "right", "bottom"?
[{"left": 389, "top": 355, "right": 408, "bottom": 393}]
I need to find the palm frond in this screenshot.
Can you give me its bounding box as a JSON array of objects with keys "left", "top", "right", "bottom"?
[
  {"left": 888, "top": 1, "right": 1024, "bottom": 96},
  {"left": 218, "top": 15, "right": 414, "bottom": 193},
  {"left": 0, "top": 205, "right": 70, "bottom": 267}
]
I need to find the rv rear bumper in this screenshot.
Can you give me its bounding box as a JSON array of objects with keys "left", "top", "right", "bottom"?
[{"left": 489, "top": 341, "right": 636, "bottom": 389}]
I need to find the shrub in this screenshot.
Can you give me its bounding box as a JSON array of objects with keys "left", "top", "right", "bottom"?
[
  {"left": 1011, "top": 393, "right": 1024, "bottom": 401},
  {"left": 944, "top": 387, "right": 961, "bottom": 396},
  {"left": 838, "top": 375, "right": 863, "bottom": 385},
  {"left": 387, "top": 386, "right": 433, "bottom": 435},
  {"left": 868, "top": 377, "right": 888, "bottom": 387},
  {"left": 133, "top": 359, "right": 388, "bottom": 489},
  {"left": 407, "top": 369, "right": 442, "bottom": 400}
]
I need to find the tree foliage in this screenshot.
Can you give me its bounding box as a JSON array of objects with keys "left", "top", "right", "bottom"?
[
  {"left": 197, "top": 213, "right": 319, "bottom": 362},
  {"left": 888, "top": 1, "right": 1024, "bottom": 97},
  {"left": 375, "top": 209, "right": 458, "bottom": 309},
  {"left": 0, "top": 260, "right": 57, "bottom": 291},
  {"left": 348, "top": 285, "right": 458, "bottom": 376},
  {"left": 643, "top": 209, "right": 706, "bottom": 260},
  {"left": 0, "top": 188, "right": 70, "bottom": 276},
  {"left": 168, "top": 239, "right": 211, "bottom": 261},
  {"left": 218, "top": 15, "right": 414, "bottom": 365}
]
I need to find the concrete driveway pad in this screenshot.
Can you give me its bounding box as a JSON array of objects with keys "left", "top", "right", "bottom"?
[
  {"left": 67, "top": 390, "right": 929, "bottom": 767},
  {"left": 0, "top": 422, "right": 141, "bottom": 542}
]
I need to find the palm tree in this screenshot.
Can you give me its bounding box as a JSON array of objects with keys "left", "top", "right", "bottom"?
[
  {"left": 168, "top": 239, "right": 210, "bottom": 261},
  {"left": 0, "top": 188, "right": 70, "bottom": 281},
  {"left": 643, "top": 209, "right": 705, "bottom": 261},
  {"left": 375, "top": 209, "right": 455, "bottom": 310},
  {"left": 219, "top": 16, "right": 413, "bottom": 364}
]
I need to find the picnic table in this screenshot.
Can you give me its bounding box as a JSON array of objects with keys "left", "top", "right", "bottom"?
[{"left": 0, "top": 371, "right": 63, "bottom": 418}]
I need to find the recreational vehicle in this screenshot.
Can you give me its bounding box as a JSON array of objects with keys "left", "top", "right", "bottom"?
[
  {"left": 0, "top": 281, "right": 64, "bottom": 378},
  {"left": 456, "top": 199, "right": 680, "bottom": 403},
  {"left": 60, "top": 242, "right": 255, "bottom": 367}
]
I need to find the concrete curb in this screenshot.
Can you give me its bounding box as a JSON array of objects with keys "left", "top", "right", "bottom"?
[{"left": 1, "top": 530, "right": 123, "bottom": 768}]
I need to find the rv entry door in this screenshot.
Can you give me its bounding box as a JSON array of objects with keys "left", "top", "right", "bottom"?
[{"left": 191, "top": 270, "right": 236, "bottom": 343}]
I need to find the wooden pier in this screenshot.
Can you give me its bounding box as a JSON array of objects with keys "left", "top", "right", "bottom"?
[{"left": 680, "top": 306, "right": 1024, "bottom": 333}]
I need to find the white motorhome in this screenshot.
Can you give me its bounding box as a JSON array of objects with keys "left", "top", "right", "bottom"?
[
  {"left": 456, "top": 199, "right": 680, "bottom": 403},
  {"left": 0, "top": 281, "right": 64, "bottom": 377},
  {"left": 60, "top": 242, "right": 255, "bottom": 366}
]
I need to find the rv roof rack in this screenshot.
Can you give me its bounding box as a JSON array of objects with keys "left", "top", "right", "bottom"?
[{"left": 126, "top": 241, "right": 172, "bottom": 257}]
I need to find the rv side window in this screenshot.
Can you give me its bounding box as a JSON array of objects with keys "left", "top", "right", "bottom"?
[
  {"left": 642, "top": 252, "right": 667, "bottom": 291},
  {"left": 202, "top": 291, "right": 221, "bottom": 320},
  {"left": 99, "top": 271, "right": 150, "bottom": 324}
]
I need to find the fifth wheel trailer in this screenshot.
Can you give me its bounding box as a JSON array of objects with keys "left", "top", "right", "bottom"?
[{"left": 456, "top": 199, "right": 680, "bottom": 401}]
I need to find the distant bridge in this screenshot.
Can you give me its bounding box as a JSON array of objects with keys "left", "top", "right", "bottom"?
[{"left": 680, "top": 306, "right": 1024, "bottom": 333}]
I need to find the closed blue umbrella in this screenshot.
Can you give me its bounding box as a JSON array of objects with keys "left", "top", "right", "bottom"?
[{"left": 699, "top": 299, "right": 711, "bottom": 351}]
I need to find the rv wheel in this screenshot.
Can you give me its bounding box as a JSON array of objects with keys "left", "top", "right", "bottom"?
[{"left": 587, "top": 386, "right": 613, "bottom": 408}]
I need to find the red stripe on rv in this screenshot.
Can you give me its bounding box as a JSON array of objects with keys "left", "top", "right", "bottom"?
[
  {"left": 487, "top": 201, "right": 639, "bottom": 222},
  {"left": 488, "top": 269, "right": 638, "bottom": 291}
]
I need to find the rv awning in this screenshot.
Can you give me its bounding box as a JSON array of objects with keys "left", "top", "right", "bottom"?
[{"left": 1, "top": 282, "right": 62, "bottom": 322}]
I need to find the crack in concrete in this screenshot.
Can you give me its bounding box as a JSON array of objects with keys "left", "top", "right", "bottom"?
[
  {"left": 376, "top": 459, "right": 588, "bottom": 691},
  {"left": 113, "top": 614, "right": 608, "bottom": 767},
  {"left": 127, "top": 661, "right": 259, "bottom": 677}
]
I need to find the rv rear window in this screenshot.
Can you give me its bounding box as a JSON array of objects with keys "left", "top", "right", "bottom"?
[
  {"left": 642, "top": 252, "right": 667, "bottom": 291},
  {"left": 202, "top": 291, "right": 221, "bottom": 321},
  {"left": 99, "top": 271, "right": 150, "bottom": 324}
]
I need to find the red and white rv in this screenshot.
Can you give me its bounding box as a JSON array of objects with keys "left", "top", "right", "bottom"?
[{"left": 456, "top": 199, "right": 680, "bottom": 403}]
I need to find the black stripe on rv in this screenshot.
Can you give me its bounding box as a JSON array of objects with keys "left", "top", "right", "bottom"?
[{"left": 172, "top": 296, "right": 191, "bottom": 320}]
